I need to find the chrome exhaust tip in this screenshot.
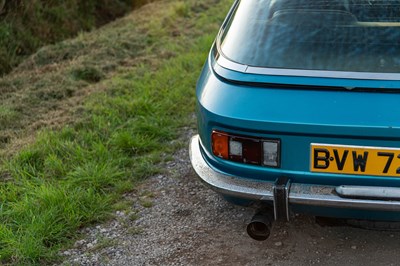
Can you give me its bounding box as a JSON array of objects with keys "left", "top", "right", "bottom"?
[{"left": 247, "top": 210, "right": 273, "bottom": 241}]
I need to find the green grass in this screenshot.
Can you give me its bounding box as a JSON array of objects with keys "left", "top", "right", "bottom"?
[
  {"left": 0, "top": 0, "right": 231, "bottom": 264},
  {"left": 0, "top": 1, "right": 216, "bottom": 157},
  {"left": 0, "top": 106, "right": 20, "bottom": 128}
]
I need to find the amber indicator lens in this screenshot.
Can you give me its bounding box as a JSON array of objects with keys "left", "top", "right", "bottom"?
[{"left": 212, "top": 131, "right": 229, "bottom": 159}]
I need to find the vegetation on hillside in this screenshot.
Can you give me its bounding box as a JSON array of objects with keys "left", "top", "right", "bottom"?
[
  {"left": 0, "top": 0, "right": 153, "bottom": 75},
  {"left": 0, "top": 0, "right": 231, "bottom": 264},
  {"left": 0, "top": 0, "right": 154, "bottom": 155}
]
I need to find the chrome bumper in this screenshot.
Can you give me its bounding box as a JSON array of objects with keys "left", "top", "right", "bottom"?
[{"left": 189, "top": 135, "right": 400, "bottom": 213}]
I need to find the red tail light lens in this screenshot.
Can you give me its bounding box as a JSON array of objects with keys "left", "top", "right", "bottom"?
[{"left": 230, "top": 136, "right": 261, "bottom": 165}]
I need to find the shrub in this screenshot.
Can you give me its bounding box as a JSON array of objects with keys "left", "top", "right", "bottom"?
[{"left": 0, "top": 0, "right": 153, "bottom": 76}]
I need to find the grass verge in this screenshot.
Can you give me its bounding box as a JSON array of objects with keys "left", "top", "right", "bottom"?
[{"left": 0, "top": 0, "right": 231, "bottom": 264}]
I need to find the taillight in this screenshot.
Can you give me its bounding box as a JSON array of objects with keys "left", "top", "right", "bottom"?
[
  {"left": 212, "top": 131, "right": 229, "bottom": 159},
  {"left": 211, "top": 131, "right": 280, "bottom": 168}
]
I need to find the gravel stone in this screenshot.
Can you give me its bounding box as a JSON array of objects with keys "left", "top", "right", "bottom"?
[{"left": 60, "top": 128, "right": 400, "bottom": 266}]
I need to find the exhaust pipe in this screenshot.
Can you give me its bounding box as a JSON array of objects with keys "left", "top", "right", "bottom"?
[{"left": 247, "top": 209, "right": 274, "bottom": 241}]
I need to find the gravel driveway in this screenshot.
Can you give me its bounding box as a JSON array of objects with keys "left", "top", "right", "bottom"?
[{"left": 62, "top": 132, "right": 400, "bottom": 266}]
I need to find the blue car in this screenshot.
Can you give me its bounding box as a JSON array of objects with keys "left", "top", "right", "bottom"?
[{"left": 189, "top": 0, "right": 400, "bottom": 240}]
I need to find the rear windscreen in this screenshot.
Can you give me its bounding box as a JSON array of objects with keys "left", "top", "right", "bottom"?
[{"left": 220, "top": 0, "right": 400, "bottom": 73}]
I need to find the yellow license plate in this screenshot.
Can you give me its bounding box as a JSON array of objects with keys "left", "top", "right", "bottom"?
[{"left": 311, "top": 143, "right": 400, "bottom": 177}]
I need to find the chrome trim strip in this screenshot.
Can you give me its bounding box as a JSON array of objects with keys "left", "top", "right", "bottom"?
[
  {"left": 215, "top": 49, "right": 400, "bottom": 81},
  {"left": 215, "top": 54, "right": 248, "bottom": 73},
  {"left": 336, "top": 185, "right": 400, "bottom": 200},
  {"left": 289, "top": 184, "right": 400, "bottom": 211},
  {"left": 190, "top": 135, "right": 400, "bottom": 212},
  {"left": 246, "top": 66, "right": 400, "bottom": 81}
]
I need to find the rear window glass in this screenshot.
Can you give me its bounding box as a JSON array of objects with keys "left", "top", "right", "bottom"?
[{"left": 220, "top": 0, "right": 400, "bottom": 73}]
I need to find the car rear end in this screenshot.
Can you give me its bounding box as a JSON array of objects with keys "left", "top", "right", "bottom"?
[{"left": 190, "top": 0, "right": 400, "bottom": 229}]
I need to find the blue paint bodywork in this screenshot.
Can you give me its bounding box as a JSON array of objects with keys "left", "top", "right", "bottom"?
[{"left": 193, "top": 0, "right": 400, "bottom": 221}]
